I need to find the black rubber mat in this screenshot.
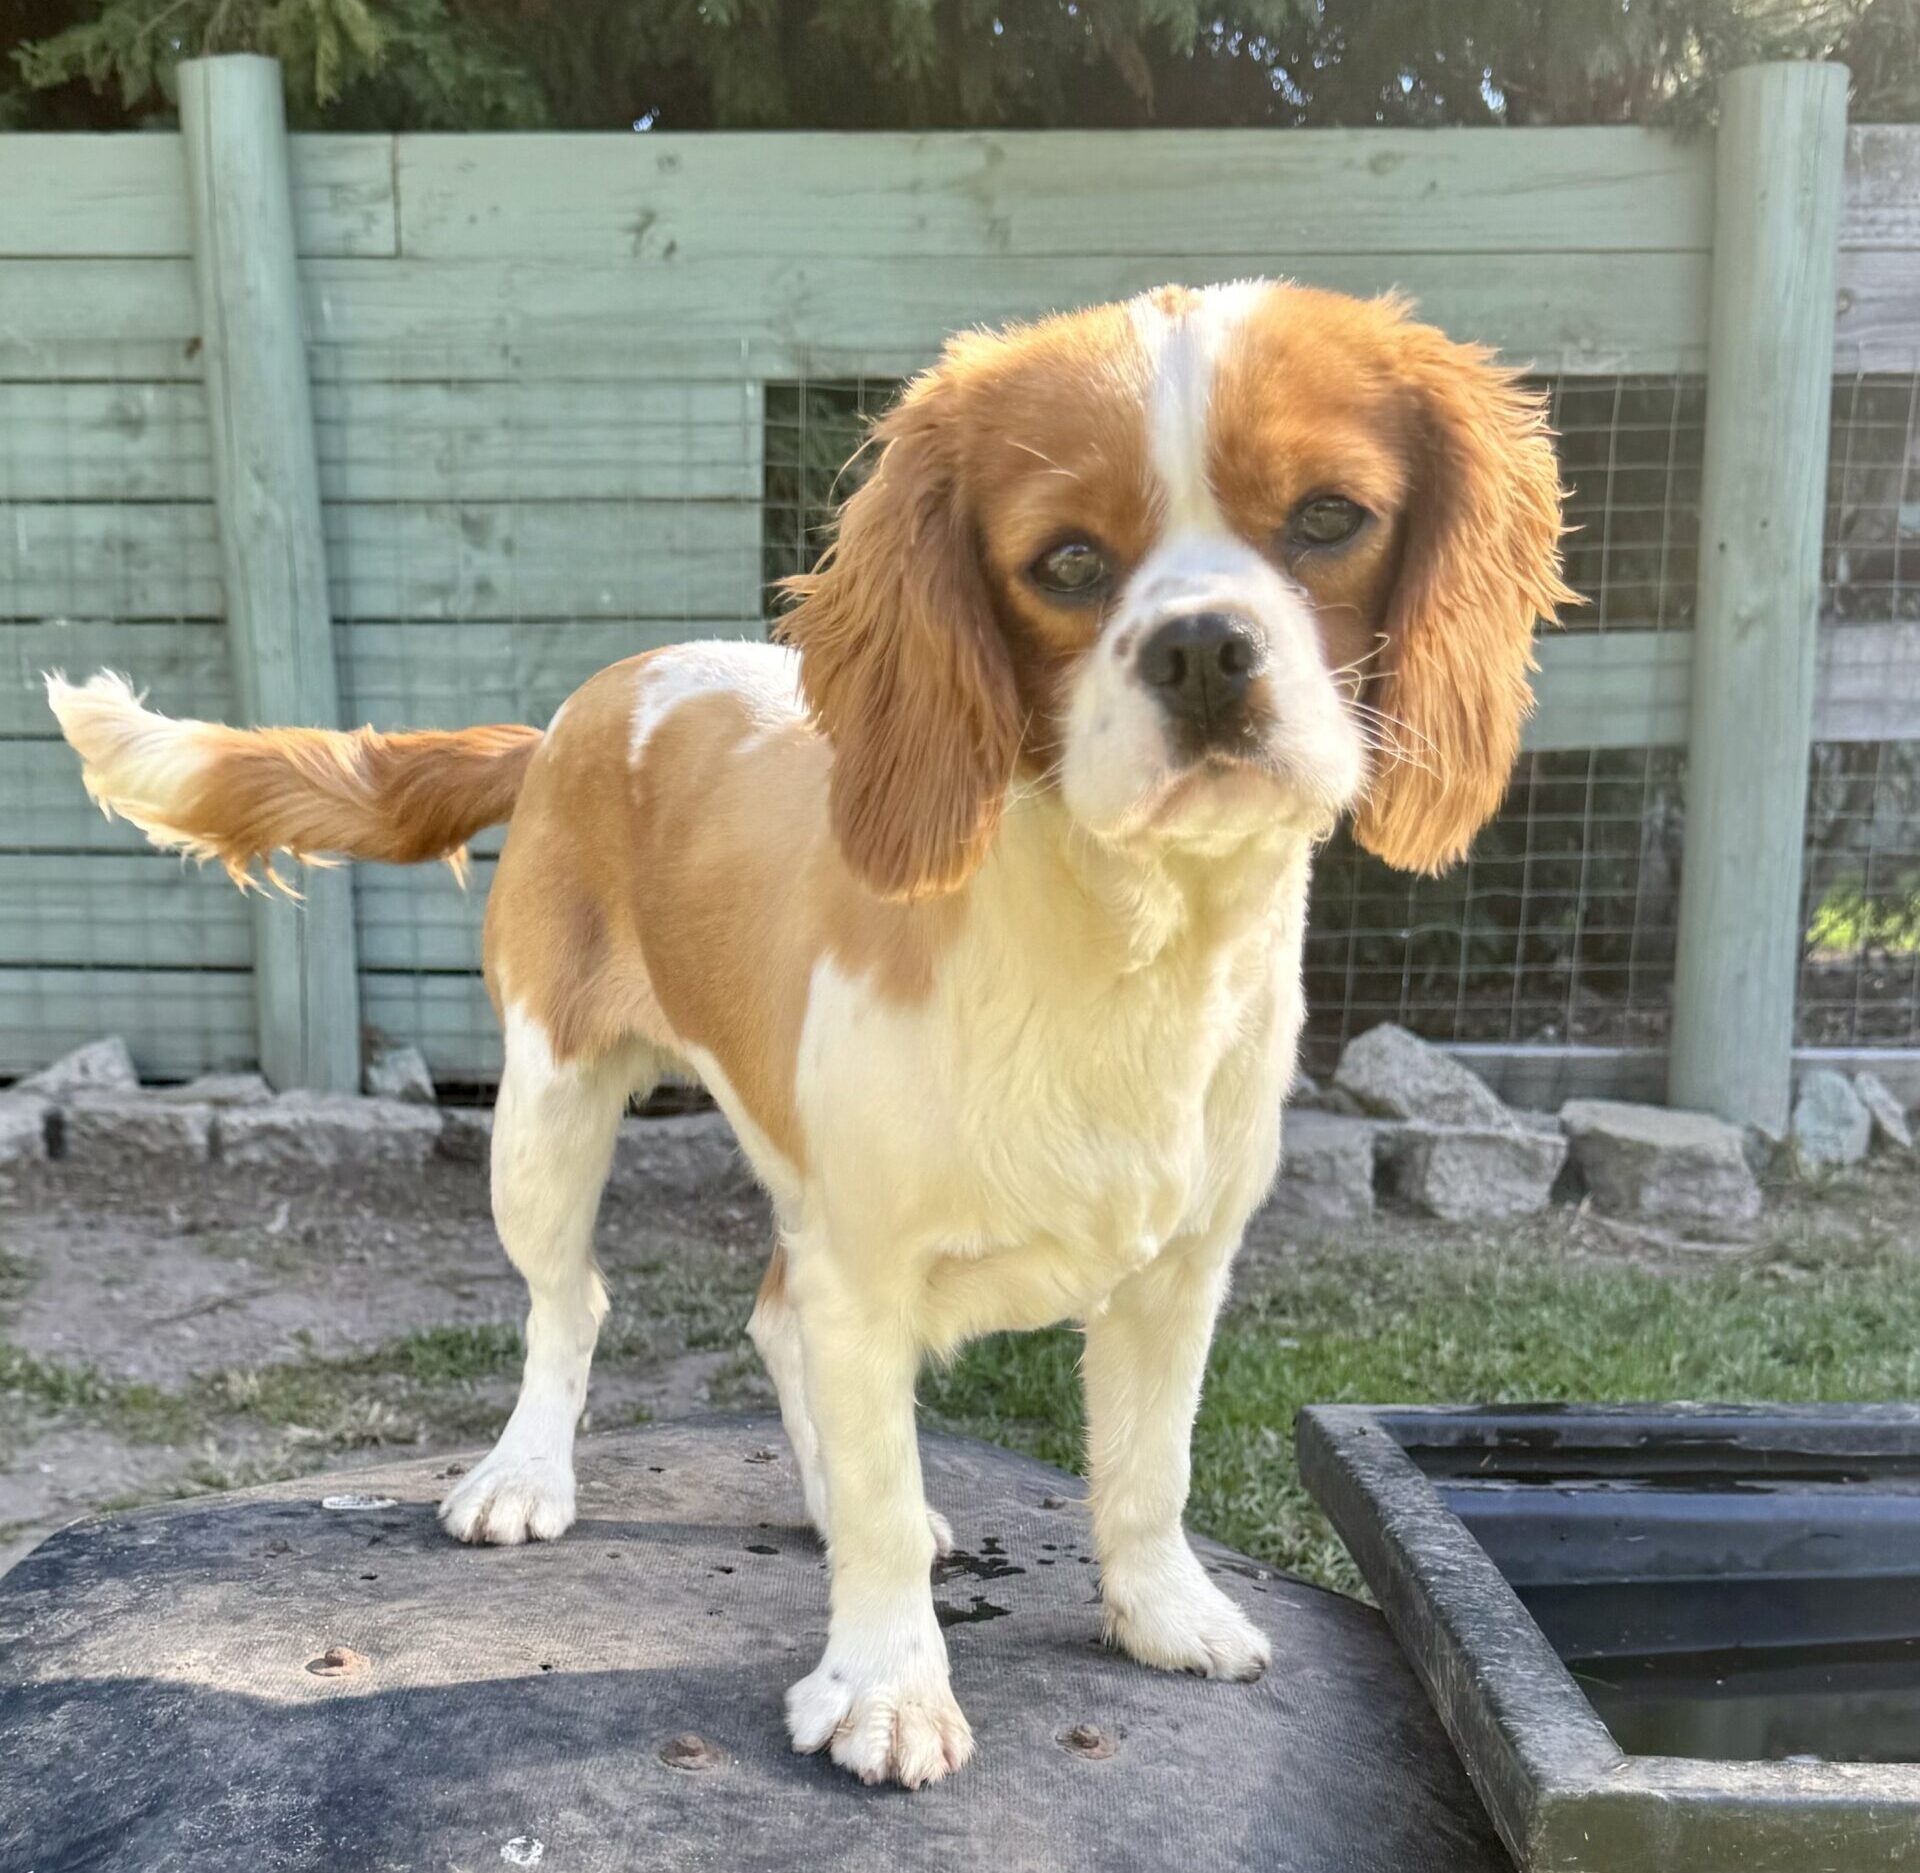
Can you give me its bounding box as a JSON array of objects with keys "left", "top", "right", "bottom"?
[{"left": 0, "top": 1418, "right": 1510, "bottom": 1872}]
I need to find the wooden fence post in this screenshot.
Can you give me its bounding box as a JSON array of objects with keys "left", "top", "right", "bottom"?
[
  {"left": 1667, "top": 61, "right": 1849, "bottom": 1132},
  {"left": 178, "top": 55, "right": 361, "bottom": 1093}
]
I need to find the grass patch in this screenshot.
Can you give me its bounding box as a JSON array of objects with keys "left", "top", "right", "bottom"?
[
  {"left": 0, "top": 1344, "right": 201, "bottom": 1443},
  {"left": 0, "top": 1239, "right": 33, "bottom": 1301},
  {"left": 924, "top": 1226, "right": 1920, "bottom": 1597},
  {"left": 602, "top": 1246, "right": 766, "bottom": 1361},
  {"left": 378, "top": 1323, "right": 523, "bottom": 1386},
  {"left": 202, "top": 1323, "right": 526, "bottom": 1445},
  {"left": 0, "top": 1320, "right": 528, "bottom": 1463}
]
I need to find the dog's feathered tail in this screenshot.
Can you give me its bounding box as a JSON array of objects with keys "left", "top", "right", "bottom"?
[{"left": 45, "top": 671, "right": 541, "bottom": 895}]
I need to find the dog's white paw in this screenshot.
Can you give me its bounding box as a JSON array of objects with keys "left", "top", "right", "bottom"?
[
  {"left": 927, "top": 1507, "right": 955, "bottom": 1561},
  {"left": 1103, "top": 1551, "right": 1271, "bottom": 1681},
  {"left": 439, "top": 1448, "right": 576, "bottom": 1546},
  {"left": 786, "top": 1645, "right": 973, "bottom": 1788}
]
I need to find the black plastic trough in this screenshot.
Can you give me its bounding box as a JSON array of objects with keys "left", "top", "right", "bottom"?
[{"left": 1298, "top": 1402, "right": 1920, "bottom": 1873}]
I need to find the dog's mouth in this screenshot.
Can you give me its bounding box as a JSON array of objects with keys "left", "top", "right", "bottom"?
[{"left": 1135, "top": 737, "right": 1356, "bottom": 842}]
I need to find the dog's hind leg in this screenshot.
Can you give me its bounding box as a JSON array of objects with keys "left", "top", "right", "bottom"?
[
  {"left": 748, "top": 1237, "right": 832, "bottom": 1538},
  {"left": 440, "top": 1006, "right": 640, "bottom": 1545}
]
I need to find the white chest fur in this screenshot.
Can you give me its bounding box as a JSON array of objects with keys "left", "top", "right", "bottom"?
[{"left": 790, "top": 803, "right": 1312, "bottom": 1342}]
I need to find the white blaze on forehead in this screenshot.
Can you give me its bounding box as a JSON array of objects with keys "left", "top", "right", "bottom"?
[{"left": 1128, "top": 282, "right": 1268, "bottom": 538}]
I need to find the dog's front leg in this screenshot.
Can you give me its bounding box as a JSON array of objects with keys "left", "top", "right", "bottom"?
[
  {"left": 782, "top": 1253, "right": 971, "bottom": 1788},
  {"left": 1085, "top": 1241, "right": 1272, "bottom": 1680}
]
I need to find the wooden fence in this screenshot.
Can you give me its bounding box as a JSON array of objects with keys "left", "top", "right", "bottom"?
[{"left": 3, "top": 57, "right": 1918, "bottom": 1122}]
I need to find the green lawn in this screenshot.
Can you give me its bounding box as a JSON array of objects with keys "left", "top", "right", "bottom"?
[{"left": 925, "top": 1188, "right": 1920, "bottom": 1595}]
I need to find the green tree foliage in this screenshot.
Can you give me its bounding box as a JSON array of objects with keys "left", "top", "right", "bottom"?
[
  {"left": 7, "top": 0, "right": 1917, "bottom": 131},
  {"left": 6, "top": 0, "right": 543, "bottom": 126}
]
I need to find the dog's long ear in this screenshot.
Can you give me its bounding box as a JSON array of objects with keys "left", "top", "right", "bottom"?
[
  {"left": 778, "top": 372, "right": 1021, "bottom": 901},
  {"left": 1353, "top": 321, "right": 1574, "bottom": 875}
]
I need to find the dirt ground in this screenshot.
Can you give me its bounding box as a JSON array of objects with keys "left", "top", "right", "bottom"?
[
  {"left": 0, "top": 1134, "right": 782, "bottom": 1576},
  {"left": 5, "top": 1122, "right": 1919, "bottom": 1581}
]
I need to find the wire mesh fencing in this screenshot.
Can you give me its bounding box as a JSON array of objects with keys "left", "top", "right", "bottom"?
[
  {"left": 1798, "top": 360, "right": 1920, "bottom": 1051},
  {"left": 1299, "top": 371, "right": 1705, "bottom": 1075}
]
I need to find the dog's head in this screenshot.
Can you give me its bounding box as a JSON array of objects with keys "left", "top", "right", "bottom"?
[{"left": 780, "top": 281, "right": 1571, "bottom": 901}]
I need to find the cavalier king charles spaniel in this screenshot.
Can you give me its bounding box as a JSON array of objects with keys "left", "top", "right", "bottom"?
[{"left": 49, "top": 280, "right": 1569, "bottom": 1789}]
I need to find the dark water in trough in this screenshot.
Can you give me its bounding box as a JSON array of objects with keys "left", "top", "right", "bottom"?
[
  {"left": 1564, "top": 1629, "right": 1920, "bottom": 1764},
  {"left": 1408, "top": 1410, "right": 1920, "bottom": 1766}
]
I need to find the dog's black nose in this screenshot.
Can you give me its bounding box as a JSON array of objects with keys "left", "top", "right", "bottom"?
[{"left": 1137, "top": 612, "right": 1259, "bottom": 735}]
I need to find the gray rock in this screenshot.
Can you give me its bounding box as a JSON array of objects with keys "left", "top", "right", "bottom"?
[
  {"left": 1741, "top": 1123, "right": 1785, "bottom": 1177},
  {"left": 1266, "top": 1110, "right": 1380, "bottom": 1223},
  {"left": 0, "top": 1094, "right": 52, "bottom": 1167},
  {"left": 219, "top": 1094, "right": 441, "bottom": 1172},
  {"left": 366, "top": 1044, "right": 436, "bottom": 1106},
  {"left": 62, "top": 1096, "right": 213, "bottom": 1168},
  {"left": 437, "top": 1106, "right": 494, "bottom": 1165},
  {"left": 1792, "top": 1070, "right": 1873, "bottom": 1170},
  {"left": 610, "top": 1111, "right": 747, "bottom": 1198},
  {"left": 1379, "top": 1123, "right": 1566, "bottom": 1222},
  {"left": 19, "top": 1037, "right": 138, "bottom": 1102},
  {"left": 1559, "top": 1099, "right": 1761, "bottom": 1232},
  {"left": 1333, "top": 1024, "right": 1512, "bottom": 1132},
  {"left": 157, "top": 1072, "right": 274, "bottom": 1108},
  {"left": 1853, "top": 1071, "right": 1914, "bottom": 1155},
  {"left": 1512, "top": 1108, "right": 1564, "bottom": 1136}
]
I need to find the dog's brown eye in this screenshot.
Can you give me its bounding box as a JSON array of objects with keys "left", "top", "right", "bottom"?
[
  {"left": 1289, "top": 495, "right": 1369, "bottom": 552},
  {"left": 1029, "top": 539, "right": 1111, "bottom": 599}
]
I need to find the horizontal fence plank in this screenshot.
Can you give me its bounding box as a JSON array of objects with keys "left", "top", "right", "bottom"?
[
  {"left": 322, "top": 501, "right": 764, "bottom": 623},
  {"left": 0, "top": 134, "right": 395, "bottom": 259},
  {"left": 0, "top": 621, "right": 233, "bottom": 732},
  {"left": 0, "top": 340, "right": 207, "bottom": 386},
  {"left": 1524, "top": 629, "right": 1693, "bottom": 751},
  {"left": 294, "top": 252, "right": 1712, "bottom": 376},
  {"left": 1453, "top": 1042, "right": 1920, "bottom": 1109},
  {"left": 0, "top": 502, "right": 763, "bottom": 628},
  {"left": 1445, "top": 1043, "right": 1668, "bottom": 1108},
  {"left": 1836, "top": 247, "right": 1920, "bottom": 365},
  {"left": 1844, "top": 126, "right": 1920, "bottom": 249},
  {"left": 0, "top": 124, "right": 1902, "bottom": 269},
  {"left": 1527, "top": 620, "right": 1920, "bottom": 752},
  {"left": 0, "top": 853, "right": 251, "bottom": 968},
  {"left": 1813, "top": 621, "right": 1920, "bottom": 742},
  {"left": 0, "top": 502, "right": 223, "bottom": 621},
  {"left": 2, "top": 619, "right": 755, "bottom": 741},
  {"left": 310, "top": 377, "right": 762, "bottom": 502},
  {"left": 336, "top": 619, "right": 758, "bottom": 728},
  {"left": 0, "top": 253, "right": 1709, "bottom": 375},
  {"left": 0, "top": 378, "right": 763, "bottom": 503},
  {"left": 0, "top": 261, "right": 198, "bottom": 346},
  {"left": 0, "top": 965, "right": 256, "bottom": 1078},
  {"left": 0, "top": 381, "right": 211, "bottom": 501},
  {"left": 396, "top": 129, "right": 1715, "bottom": 263}
]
